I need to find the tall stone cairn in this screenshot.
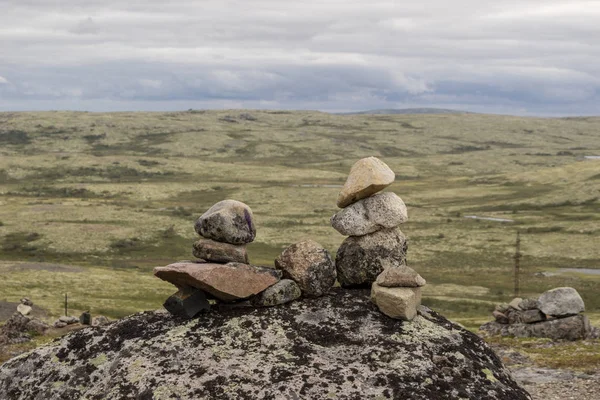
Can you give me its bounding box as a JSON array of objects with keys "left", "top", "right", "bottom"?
[{"left": 331, "top": 156, "right": 426, "bottom": 321}]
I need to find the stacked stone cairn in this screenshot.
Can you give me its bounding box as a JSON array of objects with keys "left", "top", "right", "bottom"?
[
  {"left": 480, "top": 287, "right": 598, "bottom": 341},
  {"left": 155, "top": 200, "right": 337, "bottom": 318},
  {"left": 331, "top": 156, "right": 426, "bottom": 321}
]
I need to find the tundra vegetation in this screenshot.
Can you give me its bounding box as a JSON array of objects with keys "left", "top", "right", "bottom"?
[{"left": 1, "top": 110, "right": 599, "bottom": 366}]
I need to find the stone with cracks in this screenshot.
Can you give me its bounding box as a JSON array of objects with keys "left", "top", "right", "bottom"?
[
  {"left": 375, "top": 265, "right": 425, "bottom": 287},
  {"left": 250, "top": 279, "right": 301, "bottom": 307},
  {"left": 337, "top": 156, "right": 395, "bottom": 208},
  {"left": 192, "top": 238, "right": 248, "bottom": 264},
  {"left": 335, "top": 227, "right": 408, "bottom": 287},
  {"left": 0, "top": 289, "right": 531, "bottom": 400},
  {"left": 331, "top": 192, "right": 407, "bottom": 236},
  {"left": 371, "top": 283, "right": 422, "bottom": 321},
  {"left": 154, "top": 262, "right": 281, "bottom": 302},
  {"left": 194, "top": 200, "right": 256, "bottom": 244},
  {"left": 274, "top": 240, "right": 336, "bottom": 297},
  {"left": 538, "top": 287, "right": 585, "bottom": 317}
]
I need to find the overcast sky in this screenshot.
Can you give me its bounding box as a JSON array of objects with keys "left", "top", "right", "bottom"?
[{"left": 1, "top": 0, "right": 599, "bottom": 115}]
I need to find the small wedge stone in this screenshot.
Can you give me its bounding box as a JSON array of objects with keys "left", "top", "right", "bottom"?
[
  {"left": 163, "top": 287, "right": 210, "bottom": 319},
  {"left": 371, "top": 283, "right": 421, "bottom": 321},
  {"left": 375, "top": 265, "right": 425, "bottom": 288}
]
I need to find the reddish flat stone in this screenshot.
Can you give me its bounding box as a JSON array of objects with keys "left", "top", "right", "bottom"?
[{"left": 154, "top": 262, "right": 280, "bottom": 302}]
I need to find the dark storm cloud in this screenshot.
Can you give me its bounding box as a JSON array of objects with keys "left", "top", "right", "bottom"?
[{"left": 0, "top": 0, "right": 599, "bottom": 115}]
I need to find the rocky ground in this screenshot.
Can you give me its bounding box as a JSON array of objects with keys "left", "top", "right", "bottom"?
[{"left": 494, "top": 346, "right": 599, "bottom": 400}]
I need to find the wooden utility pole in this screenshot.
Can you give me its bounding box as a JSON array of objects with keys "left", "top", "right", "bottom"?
[
  {"left": 514, "top": 231, "right": 521, "bottom": 297},
  {"left": 64, "top": 293, "right": 68, "bottom": 316}
]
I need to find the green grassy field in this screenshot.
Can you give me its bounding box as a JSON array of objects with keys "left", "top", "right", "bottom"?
[{"left": 0, "top": 110, "right": 599, "bottom": 328}]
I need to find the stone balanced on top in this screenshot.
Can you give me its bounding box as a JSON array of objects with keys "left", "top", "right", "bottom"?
[{"left": 331, "top": 156, "right": 426, "bottom": 320}]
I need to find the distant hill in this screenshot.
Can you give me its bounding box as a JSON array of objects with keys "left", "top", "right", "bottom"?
[{"left": 338, "top": 108, "right": 472, "bottom": 115}]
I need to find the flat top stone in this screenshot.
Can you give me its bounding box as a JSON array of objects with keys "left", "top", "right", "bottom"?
[
  {"left": 337, "top": 157, "right": 395, "bottom": 208},
  {"left": 375, "top": 265, "right": 426, "bottom": 287},
  {"left": 154, "top": 262, "right": 280, "bottom": 302}
]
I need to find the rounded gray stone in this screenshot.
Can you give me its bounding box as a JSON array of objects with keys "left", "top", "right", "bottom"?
[
  {"left": 335, "top": 227, "right": 408, "bottom": 287},
  {"left": 194, "top": 200, "right": 256, "bottom": 244},
  {"left": 330, "top": 192, "right": 408, "bottom": 236},
  {"left": 274, "top": 240, "right": 336, "bottom": 298},
  {"left": 250, "top": 279, "right": 301, "bottom": 307},
  {"left": 538, "top": 287, "right": 585, "bottom": 317}
]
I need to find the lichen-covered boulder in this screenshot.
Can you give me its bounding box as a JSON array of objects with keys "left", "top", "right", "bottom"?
[
  {"left": 538, "top": 287, "right": 585, "bottom": 317},
  {"left": 0, "top": 289, "right": 531, "bottom": 400},
  {"left": 331, "top": 192, "right": 407, "bottom": 236},
  {"left": 337, "top": 156, "right": 395, "bottom": 208},
  {"left": 335, "top": 227, "right": 408, "bottom": 287},
  {"left": 274, "top": 239, "right": 336, "bottom": 297},
  {"left": 192, "top": 238, "right": 248, "bottom": 264},
  {"left": 154, "top": 261, "right": 280, "bottom": 302},
  {"left": 194, "top": 200, "right": 256, "bottom": 244}
]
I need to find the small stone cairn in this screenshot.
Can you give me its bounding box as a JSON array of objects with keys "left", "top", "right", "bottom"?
[
  {"left": 480, "top": 287, "right": 597, "bottom": 340},
  {"left": 331, "top": 156, "right": 426, "bottom": 321},
  {"left": 155, "top": 200, "right": 333, "bottom": 318}
]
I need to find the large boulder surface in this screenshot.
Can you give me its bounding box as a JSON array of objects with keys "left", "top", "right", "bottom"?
[
  {"left": 0, "top": 289, "right": 530, "bottom": 400},
  {"left": 331, "top": 192, "right": 408, "bottom": 236}
]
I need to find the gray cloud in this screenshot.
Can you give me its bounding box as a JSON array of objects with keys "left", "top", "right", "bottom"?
[{"left": 0, "top": 0, "right": 599, "bottom": 115}]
